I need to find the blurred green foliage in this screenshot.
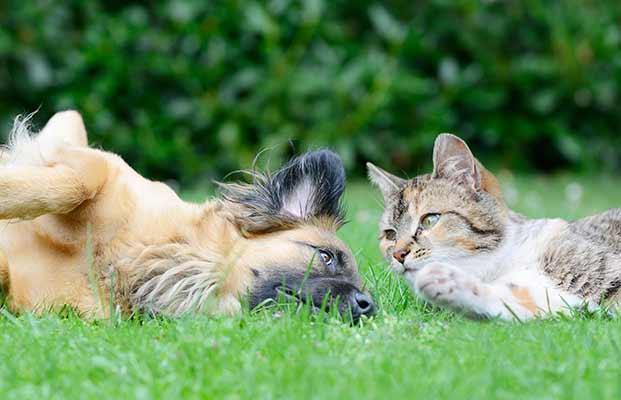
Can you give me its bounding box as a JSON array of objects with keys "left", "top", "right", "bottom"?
[{"left": 1, "top": 0, "right": 620, "bottom": 183}]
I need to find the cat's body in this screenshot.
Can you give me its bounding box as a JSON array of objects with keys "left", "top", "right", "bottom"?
[{"left": 369, "top": 134, "right": 621, "bottom": 320}]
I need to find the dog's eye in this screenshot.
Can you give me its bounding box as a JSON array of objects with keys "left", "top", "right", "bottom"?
[
  {"left": 420, "top": 213, "right": 441, "bottom": 230},
  {"left": 318, "top": 249, "right": 334, "bottom": 266},
  {"left": 383, "top": 229, "right": 397, "bottom": 241}
]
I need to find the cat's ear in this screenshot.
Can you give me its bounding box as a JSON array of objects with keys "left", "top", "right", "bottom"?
[
  {"left": 432, "top": 133, "right": 482, "bottom": 191},
  {"left": 367, "top": 162, "right": 406, "bottom": 198}
]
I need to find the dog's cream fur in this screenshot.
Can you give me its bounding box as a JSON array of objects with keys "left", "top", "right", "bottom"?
[{"left": 0, "top": 111, "right": 362, "bottom": 318}]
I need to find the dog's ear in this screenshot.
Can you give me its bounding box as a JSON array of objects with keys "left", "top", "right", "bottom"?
[
  {"left": 221, "top": 150, "right": 346, "bottom": 234},
  {"left": 367, "top": 162, "right": 406, "bottom": 200}
]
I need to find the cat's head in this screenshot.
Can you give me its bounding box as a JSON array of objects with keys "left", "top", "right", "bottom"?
[{"left": 367, "top": 134, "right": 509, "bottom": 275}]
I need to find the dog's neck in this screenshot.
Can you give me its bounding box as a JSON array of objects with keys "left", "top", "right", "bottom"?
[{"left": 113, "top": 199, "right": 253, "bottom": 317}]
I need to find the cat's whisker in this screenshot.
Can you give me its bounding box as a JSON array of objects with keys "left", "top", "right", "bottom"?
[{"left": 368, "top": 133, "right": 615, "bottom": 322}]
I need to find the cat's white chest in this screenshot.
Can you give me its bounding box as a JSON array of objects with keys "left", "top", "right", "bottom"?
[{"left": 460, "top": 218, "right": 568, "bottom": 281}]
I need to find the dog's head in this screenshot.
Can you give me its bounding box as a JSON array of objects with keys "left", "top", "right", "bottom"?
[{"left": 220, "top": 150, "right": 375, "bottom": 321}]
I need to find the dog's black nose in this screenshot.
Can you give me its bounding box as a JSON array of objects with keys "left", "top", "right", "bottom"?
[{"left": 350, "top": 291, "right": 375, "bottom": 320}]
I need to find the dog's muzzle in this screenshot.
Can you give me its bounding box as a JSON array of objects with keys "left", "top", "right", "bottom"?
[
  {"left": 348, "top": 290, "right": 375, "bottom": 320},
  {"left": 250, "top": 275, "right": 376, "bottom": 322}
]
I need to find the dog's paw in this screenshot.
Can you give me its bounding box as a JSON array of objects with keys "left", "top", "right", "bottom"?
[{"left": 414, "top": 263, "right": 480, "bottom": 308}]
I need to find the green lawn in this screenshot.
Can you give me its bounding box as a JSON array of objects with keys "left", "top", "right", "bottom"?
[{"left": 2, "top": 175, "right": 621, "bottom": 399}]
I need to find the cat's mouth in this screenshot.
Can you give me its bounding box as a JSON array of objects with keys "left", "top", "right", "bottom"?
[
  {"left": 401, "top": 258, "right": 432, "bottom": 274},
  {"left": 391, "top": 262, "right": 421, "bottom": 275},
  {"left": 390, "top": 262, "right": 406, "bottom": 274}
]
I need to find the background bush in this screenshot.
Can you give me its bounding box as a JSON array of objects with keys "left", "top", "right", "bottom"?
[{"left": 1, "top": 0, "right": 620, "bottom": 183}]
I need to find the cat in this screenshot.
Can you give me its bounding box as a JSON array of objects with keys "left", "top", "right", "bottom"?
[{"left": 368, "top": 133, "right": 621, "bottom": 320}]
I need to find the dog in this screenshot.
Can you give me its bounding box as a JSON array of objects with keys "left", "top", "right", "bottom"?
[{"left": 0, "top": 111, "right": 375, "bottom": 321}]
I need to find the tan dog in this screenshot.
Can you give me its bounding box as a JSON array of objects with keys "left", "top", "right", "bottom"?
[{"left": 0, "top": 111, "right": 374, "bottom": 320}]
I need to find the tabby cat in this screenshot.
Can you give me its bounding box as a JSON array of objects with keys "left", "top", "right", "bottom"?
[{"left": 368, "top": 134, "right": 621, "bottom": 320}]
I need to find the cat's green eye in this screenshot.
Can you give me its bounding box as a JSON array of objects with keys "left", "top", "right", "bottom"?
[
  {"left": 420, "top": 213, "right": 441, "bottom": 230},
  {"left": 383, "top": 229, "right": 397, "bottom": 241}
]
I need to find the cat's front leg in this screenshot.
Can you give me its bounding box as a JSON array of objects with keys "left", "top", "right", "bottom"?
[
  {"left": 414, "top": 263, "right": 471, "bottom": 301},
  {"left": 410, "top": 263, "right": 536, "bottom": 321},
  {"left": 412, "top": 263, "right": 484, "bottom": 315}
]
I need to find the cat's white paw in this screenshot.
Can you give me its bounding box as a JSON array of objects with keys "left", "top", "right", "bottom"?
[{"left": 414, "top": 263, "right": 480, "bottom": 308}]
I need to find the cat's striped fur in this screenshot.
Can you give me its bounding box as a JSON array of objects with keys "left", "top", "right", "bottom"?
[{"left": 369, "top": 134, "right": 621, "bottom": 320}]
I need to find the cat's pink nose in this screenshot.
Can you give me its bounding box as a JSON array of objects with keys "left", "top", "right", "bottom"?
[{"left": 393, "top": 249, "right": 410, "bottom": 264}]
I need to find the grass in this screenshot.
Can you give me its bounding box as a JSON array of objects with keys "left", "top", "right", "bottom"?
[{"left": 2, "top": 174, "right": 621, "bottom": 399}]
